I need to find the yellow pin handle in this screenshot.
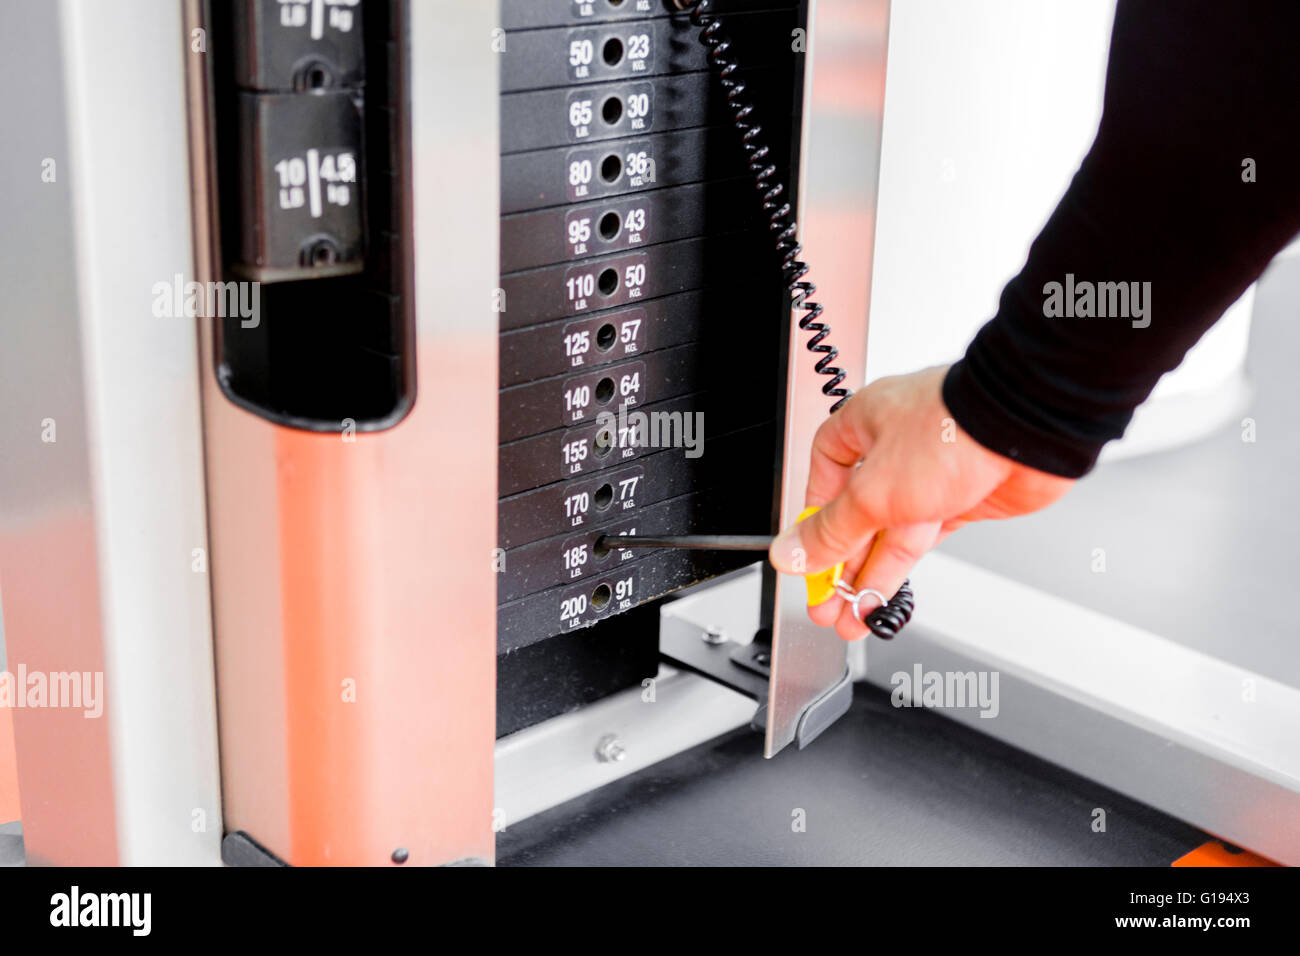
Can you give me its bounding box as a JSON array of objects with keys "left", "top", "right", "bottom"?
[{"left": 795, "top": 506, "right": 843, "bottom": 606}]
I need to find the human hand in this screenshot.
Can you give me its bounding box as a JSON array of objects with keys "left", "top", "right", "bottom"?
[{"left": 768, "top": 365, "right": 1077, "bottom": 640}]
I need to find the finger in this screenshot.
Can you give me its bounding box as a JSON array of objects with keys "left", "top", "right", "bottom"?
[
  {"left": 772, "top": 447, "right": 898, "bottom": 574},
  {"left": 832, "top": 538, "right": 878, "bottom": 641},
  {"left": 805, "top": 393, "right": 875, "bottom": 508},
  {"left": 858, "top": 520, "right": 941, "bottom": 601},
  {"left": 834, "top": 601, "right": 871, "bottom": 642},
  {"left": 834, "top": 522, "right": 940, "bottom": 640},
  {"left": 808, "top": 593, "right": 844, "bottom": 628},
  {"left": 939, "top": 517, "right": 969, "bottom": 536},
  {"left": 806, "top": 543, "right": 870, "bottom": 627}
]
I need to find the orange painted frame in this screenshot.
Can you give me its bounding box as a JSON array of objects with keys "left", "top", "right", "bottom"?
[{"left": 185, "top": 0, "right": 499, "bottom": 866}]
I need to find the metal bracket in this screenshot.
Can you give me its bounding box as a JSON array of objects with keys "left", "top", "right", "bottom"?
[
  {"left": 729, "top": 628, "right": 772, "bottom": 677},
  {"left": 793, "top": 666, "right": 853, "bottom": 749},
  {"left": 658, "top": 580, "right": 854, "bottom": 751},
  {"left": 659, "top": 614, "right": 769, "bottom": 701}
]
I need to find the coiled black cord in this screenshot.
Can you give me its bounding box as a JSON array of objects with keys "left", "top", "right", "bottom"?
[
  {"left": 687, "top": 0, "right": 849, "bottom": 412},
  {"left": 864, "top": 581, "right": 913, "bottom": 640},
  {"left": 686, "top": 0, "right": 914, "bottom": 640}
]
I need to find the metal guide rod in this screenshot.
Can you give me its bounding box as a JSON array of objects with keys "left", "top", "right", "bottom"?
[{"left": 597, "top": 534, "right": 774, "bottom": 552}]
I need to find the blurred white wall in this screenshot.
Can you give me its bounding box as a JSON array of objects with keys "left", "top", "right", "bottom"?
[{"left": 868, "top": 0, "right": 1254, "bottom": 459}]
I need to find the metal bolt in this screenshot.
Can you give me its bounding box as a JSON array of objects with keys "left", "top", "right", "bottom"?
[
  {"left": 753, "top": 651, "right": 770, "bottom": 667},
  {"left": 391, "top": 847, "right": 409, "bottom": 864},
  {"left": 702, "top": 624, "right": 729, "bottom": 645},
  {"left": 595, "top": 733, "right": 627, "bottom": 763},
  {"left": 301, "top": 238, "right": 340, "bottom": 268}
]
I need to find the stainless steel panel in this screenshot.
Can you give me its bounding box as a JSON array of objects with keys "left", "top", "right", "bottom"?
[
  {"left": 0, "top": 0, "right": 223, "bottom": 865},
  {"left": 767, "top": 0, "right": 890, "bottom": 755}
]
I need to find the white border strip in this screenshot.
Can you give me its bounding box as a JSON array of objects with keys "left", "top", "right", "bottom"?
[
  {"left": 855, "top": 552, "right": 1300, "bottom": 864},
  {"left": 61, "top": 0, "right": 223, "bottom": 865},
  {"left": 494, "top": 667, "right": 755, "bottom": 830}
]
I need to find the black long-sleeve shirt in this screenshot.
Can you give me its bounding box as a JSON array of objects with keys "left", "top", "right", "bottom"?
[{"left": 942, "top": 0, "right": 1300, "bottom": 478}]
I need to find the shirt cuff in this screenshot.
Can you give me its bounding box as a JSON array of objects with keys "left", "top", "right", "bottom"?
[{"left": 941, "top": 361, "right": 1103, "bottom": 479}]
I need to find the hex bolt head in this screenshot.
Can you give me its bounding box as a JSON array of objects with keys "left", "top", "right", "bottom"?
[
  {"left": 301, "top": 237, "right": 341, "bottom": 268},
  {"left": 595, "top": 733, "right": 627, "bottom": 763},
  {"left": 702, "top": 624, "right": 729, "bottom": 645}
]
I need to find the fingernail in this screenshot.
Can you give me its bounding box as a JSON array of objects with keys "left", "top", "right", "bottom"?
[{"left": 768, "top": 524, "right": 803, "bottom": 573}]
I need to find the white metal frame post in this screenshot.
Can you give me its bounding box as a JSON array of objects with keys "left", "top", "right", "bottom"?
[{"left": 0, "top": 0, "right": 223, "bottom": 866}]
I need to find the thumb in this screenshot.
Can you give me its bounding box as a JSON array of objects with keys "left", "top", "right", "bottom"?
[{"left": 769, "top": 478, "right": 885, "bottom": 574}]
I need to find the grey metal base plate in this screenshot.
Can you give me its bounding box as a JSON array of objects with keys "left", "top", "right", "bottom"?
[{"left": 496, "top": 684, "right": 1205, "bottom": 866}]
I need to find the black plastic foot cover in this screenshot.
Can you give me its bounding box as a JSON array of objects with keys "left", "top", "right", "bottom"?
[{"left": 221, "top": 830, "right": 288, "bottom": 867}]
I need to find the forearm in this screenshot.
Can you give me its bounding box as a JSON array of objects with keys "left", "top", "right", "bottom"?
[{"left": 944, "top": 0, "right": 1300, "bottom": 478}]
